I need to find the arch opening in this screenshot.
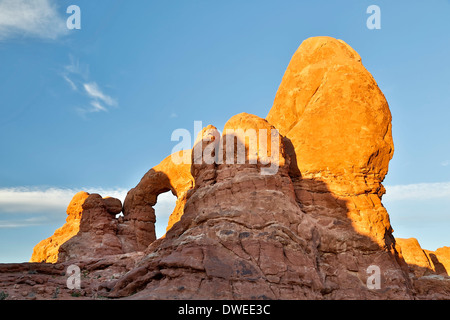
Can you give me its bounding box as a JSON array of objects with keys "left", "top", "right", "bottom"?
[{"left": 153, "top": 191, "right": 177, "bottom": 239}]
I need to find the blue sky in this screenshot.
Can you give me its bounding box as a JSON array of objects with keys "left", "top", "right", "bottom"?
[{"left": 0, "top": 0, "right": 450, "bottom": 262}]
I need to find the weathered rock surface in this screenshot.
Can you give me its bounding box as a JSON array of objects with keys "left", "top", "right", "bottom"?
[
  {"left": 122, "top": 150, "right": 194, "bottom": 249},
  {"left": 394, "top": 238, "right": 450, "bottom": 299},
  {"left": 108, "top": 113, "right": 325, "bottom": 299},
  {"left": 395, "top": 238, "right": 434, "bottom": 277},
  {"left": 30, "top": 149, "right": 194, "bottom": 264},
  {"left": 267, "top": 36, "right": 393, "bottom": 188},
  {"left": 396, "top": 237, "right": 450, "bottom": 277},
  {"left": 58, "top": 194, "right": 127, "bottom": 262},
  {"left": 6, "top": 36, "right": 449, "bottom": 300},
  {"left": 104, "top": 110, "right": 410, "bottom": 300},
  {"left": 30, "top": 191, "right": 90, "bottom": 263},
  {"left": 102, "top": 38, "right": 413, "bottom": 299},
  {"left": 0, "top": 253, "right": 144, "bottom": 300},
  {"left": 431, "top": 247, "right": 450, "bottom": 275},
  {"left": 267, "top": 36, "right": 394, "bottom": 248},
  {"left": 31, "top": 191, "right": 145, "bottom": 264}
]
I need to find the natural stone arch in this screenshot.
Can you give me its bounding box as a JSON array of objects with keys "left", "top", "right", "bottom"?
[{"left": 121, "top": 150, "right": 194, "bottom": 250}]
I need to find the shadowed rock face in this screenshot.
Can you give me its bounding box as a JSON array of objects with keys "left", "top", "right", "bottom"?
[
  {"left": 18, "top": 36, "right": 450, "bottom": 300},
  {"left": 105, "top": 107, "right": 411, "bottom": 299}
]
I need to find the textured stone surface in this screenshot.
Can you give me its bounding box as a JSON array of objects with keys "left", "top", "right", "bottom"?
[
  {"left": 396, "top": 238, "right": 450, "bottom": 277},
  {"left": 58, "top": 194, "right": 127, "bottom": 262},
  {"left": 266, "top": 36, "right": 395, "bottom": 248},
  {"left": 0, "top": 253, "right": 144, "bottom": 300},
  {"left": 431, "top": 247, "right": 450, "bottom": 275},
  {"left": 107, "top": 113, "right": 327, "bottom": 299},
  {"left": 102, "top": 38, "right": 411, "bottom": 299},
  {"left": 396, "top": 238, "right": 434, "bottom": 277},
  {"left": 267, "top": 36, "right": 393, "bottom": 188},
  {"left": 105, "top": 112, "right": 411, "bottom": 300},
  {"left": 122, "top": 150, "right": 194, "bottom": 249},
  {"left": 30, "top": 191, "right": 90, "bottom": 263},
  {"left": 31, "top": 192, "right": 146, "bottom": 264},
  {"left": 16, "top": 36, "right": 450, "bottom": 300}
]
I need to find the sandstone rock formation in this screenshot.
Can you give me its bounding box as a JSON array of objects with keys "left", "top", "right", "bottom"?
[
  {"left": 31, "top": 192, "right": 143, "bottom": 263},
  {"left": 58, "top": 193, "right": 126, "bottom": 262},
  {"left": 107, "top": 113, "right": 325, "bottom": 299},
  {"left": 122, "top": 149, "right": 194, "bottom": 249},
  {"left": 5, "top": 36, "right": 450, "bottom": 300},
  {"left": 430, "top": 247, "right": 450, "bottom": 275},
  {"left": 396, "top": 238, "right": 450, "bottom": 277},
  {"left": 30, "top": 191, "right": 90, "bottom": 263},
  {"left": 267, "top": 37, "right": 393, "bottom": 183},
  {"left": 31, "top": 150, "right": 194, "bottom": 264},
  {"left": 395, "top": 238, "right": 434, "bottom": 277},
  {"left": 0, "top": 252, "right": 144, "bottom": 300},
  {"left": 109, "top": 105, "right": 406, "bottom": 299},
  {"left": 267, "top": 36, "right": 394, "bottom": 247}
]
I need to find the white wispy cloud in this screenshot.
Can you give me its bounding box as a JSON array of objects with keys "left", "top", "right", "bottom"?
[
  {"left": 0, "top": 187, "right": 128, "bottom": 229},
  {"left": 384, "top": 182, "right": 450, "bottom": 201},
  {"left": 83, "top": 82, "right": 118, "bottom": 108},
  {"left": 64, "top": 55, "right": 90, "bottom": 79},
  {"left": 0, "top": 217, "right": 48, "bottom": 228},
  {"left": 0, "top": 187, "right": 76, "bottom": 214},
  {"left": 0, "top": 187, "right": 176, "bottom": 232},
  {"left": 0, "top": 187, "right": 128, "bottom": 215},
  {"left": 63, "top": 74, "right": 77, "bottom": 91},
  {"left": 2, "top": 182, "right": 446, "bottom": 229},
  {"left": 61, "top": 56, "right": 118, "bottom": 115},
  {"left": 0, "top": 0, "right": 68, "bottom": 40},
  {"left": 90, "top": 101, "right": 108, "bottom": 112}
]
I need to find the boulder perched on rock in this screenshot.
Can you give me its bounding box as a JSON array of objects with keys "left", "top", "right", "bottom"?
[
  {"left": 267, "top": 36, "right": 395, "bottom": 248},
  {"left": 58, "top": 193, "right": 126, "bottom": 262},
  {"left": 31, "top": 191, "right": 144, "bottom": 263},
  {"left": 267, "top": 36, "right": 393, "bottom": 189}
]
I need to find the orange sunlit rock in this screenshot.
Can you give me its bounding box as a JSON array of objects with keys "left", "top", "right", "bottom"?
[
  {"left": 15, "top": 37, "right": 450, "bottom": 300},
  {"left": 267, "top": 36, "right": 394, "bottom": 248},
  {"left": 396, "top": 237, "right": 450, "bottom": 277},
  {"left": 30, "top": 191, "right": 90, "bottom": 263},
  {"left": 396, "top": 238, "right": 434, "bottom": 276}
]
